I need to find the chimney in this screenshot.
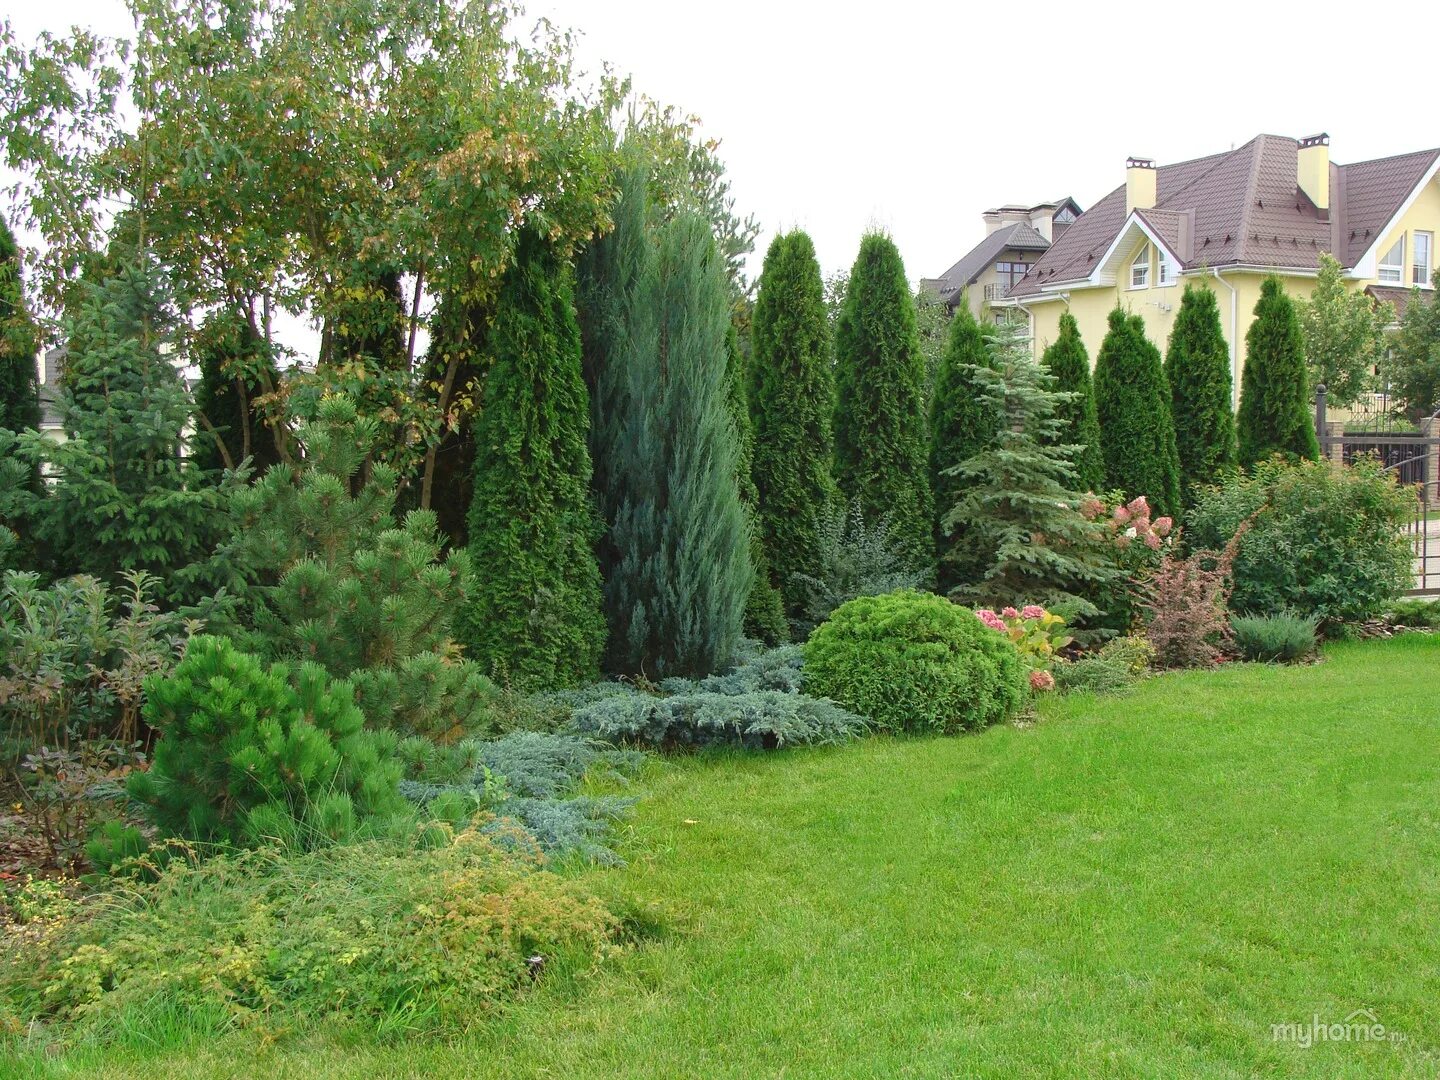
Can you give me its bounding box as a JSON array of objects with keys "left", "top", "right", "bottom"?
[
  {"left": 1298, "top": 132, "right": 1330, "bottom": 215},
  {"left": 1125, "top": 157, "right": 1156, "bottom": 214}
]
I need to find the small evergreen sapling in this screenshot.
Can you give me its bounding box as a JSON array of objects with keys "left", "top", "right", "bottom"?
[
  {"left": 1040, "top": 312, "right": 1104, "bottom": 493},
  {"left": 1165, "top": 285, "right": 1237, "bottom": 502},
  {"left": 1237, "top": 277, "right": 1320, "bottom": 467},
  {"left": 942, "top": 325, "right": 1113, "bottom": 622}
]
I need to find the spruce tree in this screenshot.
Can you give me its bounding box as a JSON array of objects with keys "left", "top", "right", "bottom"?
[
  {"left": 725, "top": 324, "right": 789, "bottom": 644},
  {"left": 1237, "top": 276, "right": 1320, "bottom": 467},
  {"left": 1040, "top": 312, "right": 1104, "bottom": 493},
  {"left": 458, "top": 231, "right": 605, "bottom": 689},
  {"left": 929, "top": 301, "right": 1000, "bottom": 592},
  {"left": 0, "top": 218, "right": 40, "bottom": 434},
  {"left": 750, "top": 231, "right": 838, "bottom": 617},
  {"left": 833, "top": 232, "right": 933, "bottom": 572},
  {"left": 1093, "top": 308, "right": 1182, "bottom": 515},
  {"left": 1165, "top": 284, "right": 1237, "bottom": 501},
  {"left": 191, "top": 310, "right": 284, "bottom": 475},
  {"left": 943, "top": 325, "right": 1112, "bottom": 619}
]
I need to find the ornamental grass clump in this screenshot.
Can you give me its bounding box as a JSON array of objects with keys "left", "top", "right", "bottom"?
[{"left": 803, "top": 590, "right": 1026, "bottom": 734}]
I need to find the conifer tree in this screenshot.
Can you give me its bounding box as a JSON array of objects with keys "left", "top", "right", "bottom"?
[
  {"left": 0, "top": 218, "right": 40, "bottom": 434},
  {"left": 749, "top": 231, "right": 838, "bottom": 616},
  {"left": 191, "top": 310, "right": 284, "bottom": 475},
  {"left": 458, "top": 231, "right": 604, "bottom": 689},
  {"left": 600, "top": 212, "right": 753, "bottom": 676},
  {"left": 943, "top": 325, "right": 1112, "bottom": 618},
  {"left": 1165, "top": 284, "right": 1237, "bottom": 501},
  {"left": 1041, "top": 311, "right": 1104, "bottom": 492},
  {"left": 833, "top": 232, "right": 933, "bottom": 571},
  {"left": 725, "top": 324, "right": 789, "bottom": 644},
  {"left": 1093, "top": 308, "right": 1182, "bottom": 515},
  {"left": 1237, "top": 276, "right": 1320, "bottom": 466},
  {"left": 929, "top": 301, "right": 1000, "bottom": 592},
  {"left": 9, "top": 262, "right": 234, "bottom": 601}
]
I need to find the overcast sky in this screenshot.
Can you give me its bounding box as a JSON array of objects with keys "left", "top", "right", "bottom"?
[{"left": 8, "top": 0, "right": 1439, "bottom": 314}]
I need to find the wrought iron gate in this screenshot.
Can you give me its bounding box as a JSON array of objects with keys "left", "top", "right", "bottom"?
[{"left": 1314, "top": 387, "right": 1439, "bottom": 596}]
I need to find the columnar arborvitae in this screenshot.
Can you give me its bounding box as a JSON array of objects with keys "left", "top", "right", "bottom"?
[
  {"left": 1237, "top": 276, "right": 1320, "bottom": 467},
  {"left": 599, "top": 210, "right": 753, "bottom": 677},
  {"left": 1040, "top": 312, "right": 1104, "bottom": 493},
  {"left": 833, "top": 232, "right": 933, "bottom": 572},
  {"left": 0, "top": 218, "right": 40, "bottom": 434},
  {"left": 929, "top": 301, "right": 1000, "bottom": 592},
  {"left": 944, "top": 325, "right": 1111, "bottom": 618},
  {"left": 191, "top": 310, "right": 284, "bottom": 475},
  {"left": 459, "top": 231, "right": 604, "bottom": 689},
  {"left": 1093, "top": 308, "right": 1182, "bottom": 515},
  {"left": 1165, "top": 284, "right": 1237, "bottom": 501},
  {"left": 750, "top": 231, "right": 838, "bottom": 616},
  {"left": 725, "top": 324, "right": 789, "bottom": 644}
]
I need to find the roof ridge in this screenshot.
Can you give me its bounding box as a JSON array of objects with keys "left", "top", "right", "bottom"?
[
  {"left": 1234, "top": 134, "right": 1268, "bottom": 250},
  {"left": 1339, "top": 146, "right": 1440, "bottom": 169},
  {"left": 1158, "top": 139, "right": 1253, "bottom": 210}
]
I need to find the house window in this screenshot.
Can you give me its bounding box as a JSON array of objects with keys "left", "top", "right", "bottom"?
[
  {"left": 1414, "top": 232, "right": 1433, "bottom": 287},
  {"left": 1378, "top": 236, "right": 1405, "bottom": 283},
  {"left": 994, "top": 261, "right": 1031, "bottom": 289},
  {"left": 1130, "top": 244, "right": 1150, "bottom": 288},
  {"left": 1054, "top": 208, "right": 1075, "bottom": 224},
  {"left": 1157, "top": 250, "right": 1175, "bottom": 285}
]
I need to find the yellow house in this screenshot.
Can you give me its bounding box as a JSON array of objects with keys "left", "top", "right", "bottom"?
[{"left": 998, "top": 134, "right": 1440, "bottom": 403}]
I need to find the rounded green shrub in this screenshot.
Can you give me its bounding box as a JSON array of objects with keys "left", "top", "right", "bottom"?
[{"left": 802, "top": 590, "right": 1026, "bottom": 734}]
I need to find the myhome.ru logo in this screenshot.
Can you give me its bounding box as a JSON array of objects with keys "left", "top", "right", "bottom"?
[{"left": 1271, "top": 1009, "right": 1405, "bottom": 1048}]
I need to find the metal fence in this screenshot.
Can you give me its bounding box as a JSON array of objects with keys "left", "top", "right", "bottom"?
[{"left": 1314, "top": 387, "right": 1439, "bottom": 596}]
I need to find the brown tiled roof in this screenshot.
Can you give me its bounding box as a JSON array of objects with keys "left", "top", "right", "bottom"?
[
  {"left": 1007, "top": 136, "right": 1440, "bottom": 299},
  {"left": 1365, "top": 284, "right": 1416, "bottom": 321},
  {"left": 930, "top": 222, "right": 1052, "bottom": 304}
]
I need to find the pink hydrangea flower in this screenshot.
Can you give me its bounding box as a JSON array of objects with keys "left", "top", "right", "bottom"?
[
  {"left": 1126, "top": 495, "right": 1150, "bottom": 517},
  {"left": 1021, "top": 604, "right": 1046, "bottom": 619},
  {"left": 1153, "top": 516, "right": 1173, "bottom": 538},
  {"left": 1113, "top": 504, "right": 1131, "bottom": 524},
  {"left": 1143, "top": 532, "right": 1162, "bottom": 550},
  {"left": 1080, "top": 497, "right": 1105, "bottom": 520},
  {"left": 1029, "top": 669, "right": 1056, "bottom": 692},
  {"left": 975, "top": 609, "right": 1006, "bottom": 632},
  {"left": 1001, "top": 606, "right": 1020, "bottom": 619},
  {"left": 1115, "top": 534, "right": 1131, "bottom": 550}
]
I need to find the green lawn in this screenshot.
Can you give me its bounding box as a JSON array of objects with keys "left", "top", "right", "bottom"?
[{"left": 16, "top": 635, "right": 1440, "bottom": 1079}]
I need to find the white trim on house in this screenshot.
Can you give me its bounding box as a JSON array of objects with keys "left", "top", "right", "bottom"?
[{"left": 1347, "top": 154, "right": 1440, "bottom": 279}]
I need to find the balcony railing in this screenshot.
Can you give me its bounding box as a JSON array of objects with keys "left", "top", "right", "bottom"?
[{"left": 983, "top": 281, "right": 1014, "bottom": 302}]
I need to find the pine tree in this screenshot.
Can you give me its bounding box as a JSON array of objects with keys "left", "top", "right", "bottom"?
[
  {"left": 749, "top": 231, "right": 838, "bottom": 617},
  {"left": 1165, "top": 284, "right": 1237, "bottom": 502},
  {"left": 458, "top": 231, "right": 605, "bottom": 689},
  {"left": 1237, "top": 276, "right": 1320, "bottom": 467},
  {"left": 1093, "top": 308, "right": 1182, "bottom": 515},
  {"left": 943, "top": 325, "right": 1112, "bottom": 618},
  {"left": 191, "top": 310, "right": 284, "bottom": 475},
  {"left": 725, "top": 324, "right": 789, "bottom": 644},
  {"left": 833, "top": 232, "right": 933, "bottom": 572},
  {"left": 1040, "top": 312, "right": 1104, "bottom": 493},
  {"left": 929, "top": 301, "right": 1000, "bottom": 592},
  {"left": 0, "top": 218, "right": 40, "bottom": 434}
]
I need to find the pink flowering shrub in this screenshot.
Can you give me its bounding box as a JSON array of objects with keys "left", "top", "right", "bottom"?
[
  {"left": 1079, "top": 493, "right": 1175, "bottom": 634},
  {"left": 1029, "top": 669, "right": 1056, "bottom": 692},
  {"left": 974, "top": 605, "right": 1073, "bottom": 669}
]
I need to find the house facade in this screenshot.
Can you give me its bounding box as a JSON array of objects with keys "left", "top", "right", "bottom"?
[
  {"left": 925, "top": 198, "right": 1081, "bottom": 324},
  {"left": 999, "top": 134, "right": 1440, "bottom": 403}
]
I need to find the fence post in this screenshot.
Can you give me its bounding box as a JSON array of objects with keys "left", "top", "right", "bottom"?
[
  {"left": 1421, "top": 414, "right": 1439, "bottom": 505},
  {"left": 1314, "top": 385, "right": 1344, "bottom": 465}
]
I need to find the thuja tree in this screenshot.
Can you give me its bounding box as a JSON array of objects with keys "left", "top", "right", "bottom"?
[
  {"left": 943, "top": 325, "right": 1111, "bottom": 619},
  {"left": 190, "top": 309, "right": 284, "bottom": 475},
  {"left": 1093, "top": 308, "right": 1182, "bottom": 516},
  {"left": 600, "top": 212, "right": 753, "bottom": 677},
  {"left": 725, "top": 324, "right": 789, "bottom": 644},
  {"left": 749, "top": 231, "right": 837, "bottom": 616},
  {"left": 225, "top": 395, "right": 497, "bottom": 741},
  {"left": 7, "top": 262, "right": 234, "bottom": 602},
  {"left": 833, "top": 232, "right": 933, "bottom": 572},
  {"left": 1165, "top": 285, "right": 1236, "bottom": 502},
  {"left": 459, "top": 231, "right": 604, "bottom": 689},
  {"left": 0, "top": 218, "right": 40, "bottom": 434},
  {"left": 1237, "top": 277, "right": 1320, "bottom": 467},
  {"left": 929, "top": 301, "right": 999, "bottom": 592},
  {"left": 1041, "top": 311, "right": 1103, "bottom": 493}
]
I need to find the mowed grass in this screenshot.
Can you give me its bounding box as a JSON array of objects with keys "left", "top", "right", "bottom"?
[{"left": 14, "top": 635, "right": 1440, "bottom": 1079}]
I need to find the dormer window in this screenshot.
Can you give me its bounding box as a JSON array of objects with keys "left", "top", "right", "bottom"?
[
  {"left": 1054, "top": 207, "right": 1075, "bottom": 224},
  {"left": 1130, "top": 244, "right": 1150, "bottom": 288},
  {"left": 1379, "top": 236, "right": 1405, "bottom": 284},
  {"left": 1157, "top": 250, "right": 1175, "bottom": 285}
]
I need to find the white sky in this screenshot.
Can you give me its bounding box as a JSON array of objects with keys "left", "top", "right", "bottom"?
[{"left": 8, "top": 0, "right": 1440, "bottom": 344}]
